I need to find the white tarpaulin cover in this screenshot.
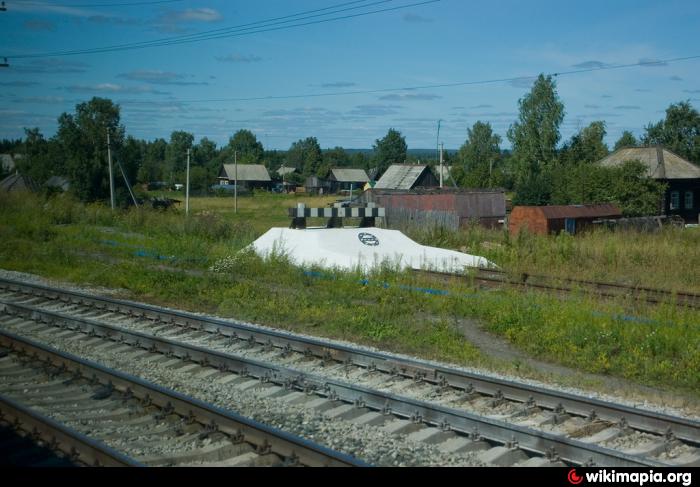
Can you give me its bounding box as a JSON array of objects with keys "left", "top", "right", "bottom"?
[{"left": 250, "top": 227, "right": 495, "bottom": 272}]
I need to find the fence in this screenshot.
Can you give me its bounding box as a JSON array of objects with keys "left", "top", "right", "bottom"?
[{"left": 383, "top": 207, "right": 460, "bottom": 231}]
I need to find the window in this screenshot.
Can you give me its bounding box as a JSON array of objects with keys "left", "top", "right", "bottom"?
[
  {"left": 685, "top": 191, "right": 694, "bottom": 209},
  {"left": 670, "top": 191, "right": 680, "bottom": 210}
]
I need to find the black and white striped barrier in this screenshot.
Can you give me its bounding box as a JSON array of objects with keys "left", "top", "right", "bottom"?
[
  {"left": 288, "top": 205, "right": 385, "bottom": 229},
  {"left": 287, "top": 206, "right": 385, "bottom": 218}
]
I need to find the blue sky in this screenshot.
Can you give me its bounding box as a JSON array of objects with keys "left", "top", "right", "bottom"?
[{"left": 2, "top": 0, "right": 700, "bottom": 150}]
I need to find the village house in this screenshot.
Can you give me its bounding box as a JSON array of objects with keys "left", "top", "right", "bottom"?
[{"left": 597, "top": 146, "right": 700, "bottom": 223}]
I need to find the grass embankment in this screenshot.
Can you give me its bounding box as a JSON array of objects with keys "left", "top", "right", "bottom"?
[{"left": 0, "top": 192, "right": 698, "bottom": 395}]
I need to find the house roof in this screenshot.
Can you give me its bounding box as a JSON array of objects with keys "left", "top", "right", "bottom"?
[
  {"left": 277, "top": 165, "right": 298, "bottom": 176},
  {"left": 375, "top": 164, "right": 433, "bottom": 190},
  {"left": 330, "top": 168, "right": 369, "bottom": 183},
  {"left": 597, "top": 146, "right": 700, "bottom": 179},
  {"left": 219, "top": 164, "right": 271, "bottom": 182},
  {"left": 0, "top": 173, "right": 39, "bottom": 193},
  {"left": 517, "top": 203, "right": 622, "bottom": 219},
  {"left": 1, "top": 154, "right": 20, "bottom": 172}
]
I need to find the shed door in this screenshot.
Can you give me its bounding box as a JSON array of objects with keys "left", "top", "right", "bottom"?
[{"left": 565, "top": 218, "right": 576, "bottom": 235}]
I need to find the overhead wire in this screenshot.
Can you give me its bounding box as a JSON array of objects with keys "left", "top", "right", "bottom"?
[
  {"left": 7, "top": 0, "right": 438, "bottom": 58},
  {"left": 10, "top": 0, "right": 185, "bottom": 7}
]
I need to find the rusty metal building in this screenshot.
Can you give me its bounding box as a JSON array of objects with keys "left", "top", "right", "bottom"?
[
  {"left": 509, "top": 204, "right": 622, "bottom": 235},
  {"left": 360, "top": 188, "right": 506, "bottom": 229}
]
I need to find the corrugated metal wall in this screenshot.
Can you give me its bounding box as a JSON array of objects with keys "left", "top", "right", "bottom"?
[{"left": 362, "top": 190, "right": 505, "bottom": 230}]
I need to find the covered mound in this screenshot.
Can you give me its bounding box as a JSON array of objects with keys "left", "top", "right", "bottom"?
[{"left": 250, "top": 227, "right": 495, "bottom": 273}]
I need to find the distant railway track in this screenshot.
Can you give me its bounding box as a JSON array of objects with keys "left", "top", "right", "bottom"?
[
  {"left": 0, "top": 276, "right": 698, "bottom": 467},
  {"left": 418, "top": 268, "right": 700, "bottom": 309},
  {"left": 0, "top": 330, "right": 365, "bottom": 467}
]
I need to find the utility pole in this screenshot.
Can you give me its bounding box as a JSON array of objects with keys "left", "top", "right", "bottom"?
[
  {"left": 439, "top": 142, "right": 444, "bottom": 189},
  {"left": 107, "top": 129, "right": 115, "bottom": 210},
  {"left": 185, "top": 148, "right": 191, "bottom": 216},
  {"left": 436, "top": 119, "right": 442, "bottom": 164},
  {"left": 234, "top": 151, "right": 238, "bottom": 214}
]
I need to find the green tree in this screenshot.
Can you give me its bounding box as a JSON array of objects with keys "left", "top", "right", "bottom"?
[
  {"left": 643, "top": 101, "right": 700, "bottom": 162},
  {"left": 456, "top": 121, "right": 501, "bottom": 187},
  {"left": 550, "top": 160, "right": 665, "bottom": 216},
  {"left": 193, "top": 137, "right": 217, "bottom": 166},
  {"left": 137, "top": 138, "right": 167, "bottom": 183},
  {"left": 117, "top": 136, "right": 144, "bottom": 187},
  {"left": 507, "top": 74, "right": 564, "bottom": 204},
  {"left": 560, "top": 121, "right": 609, "bottom": 165},
  {"left": 16, "top": 128, "right": 57, "bottom": 183},
  {"left": 188, "top": 166, "right": 210, "bottom": 193},
  {"left": 318, "top": 146, "right": 351, "bottom": 179},
  {"left": 614, "top": 130, "right": 638, "bottom": 151},
  {"left": 225, "top": 129, "right": 264, "bottom": 164},
  {"left": 351, "top": 152, "right": 370, "bottom": 171},
  {"left": 373, "top": 128, "right": 407, "bottom": 176},
  {"left": 165, "top": 131, "right": 194, "bottom": 179},
  {"left": 287, "top": 137, "right": 322, "bottom": 177},
  {"left": 56, "top": 97, "right": 124, "bottom": 202}
]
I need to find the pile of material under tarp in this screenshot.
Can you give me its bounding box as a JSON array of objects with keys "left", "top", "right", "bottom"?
[{"left": 250, "top": 227, "right": 495, "bottom": 273}]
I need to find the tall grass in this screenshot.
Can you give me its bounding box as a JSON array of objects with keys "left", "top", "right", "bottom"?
[
  {"left": 0, "top": 191, "right": 698, "bottom": 394},
  {"left": 403, "top": 222, "right": 700, "bottom": 293}
]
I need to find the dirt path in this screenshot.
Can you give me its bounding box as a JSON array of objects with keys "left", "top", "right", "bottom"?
[{"left": 451, "top": 316, "right": 699, "bottom": 415}]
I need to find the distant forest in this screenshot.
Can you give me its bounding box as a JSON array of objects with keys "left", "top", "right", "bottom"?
[{"left": 2, "top": 74, "right": 699, "bottom": 215}]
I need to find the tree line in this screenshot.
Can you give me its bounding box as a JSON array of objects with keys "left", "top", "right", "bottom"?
[{"left": 2, "top": 75, "right": 699, "bottom": 215}]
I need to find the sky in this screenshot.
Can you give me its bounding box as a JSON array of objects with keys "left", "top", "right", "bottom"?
[{"left": 1, "top": 0, "right": 700, "bottom": 150}]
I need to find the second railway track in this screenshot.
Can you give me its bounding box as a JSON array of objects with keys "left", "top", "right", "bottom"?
[
  {"left": 420, "top": 268, "right": 700, "bottom": 309},
  {"left": 0, "top": 331, "right": 365, "bottom": 467},
  {"left": 0, "top": 276, "right": 697, "bottom": 467}
]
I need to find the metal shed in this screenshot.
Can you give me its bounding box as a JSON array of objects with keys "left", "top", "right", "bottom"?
[{"left": 509, "top": 204, "right": 622, "bottom": 235}]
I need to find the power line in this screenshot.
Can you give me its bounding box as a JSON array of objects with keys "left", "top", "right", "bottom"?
[
  {"left": 118, "top": 54, "right": 700, "bottom": 105},
  {"left": 11, "top": 0, "right": 185, "bottom": 7},
  {"left": 9, "top": 0, "right": 411, "bottom": 58},
  {"left": 7, "top": 0, "right": 438, "bottom": 59}
]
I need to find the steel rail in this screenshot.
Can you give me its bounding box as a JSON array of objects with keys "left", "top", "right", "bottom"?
[
  {"left": 0, "top": 393, "right": 143, "bottom": 467},
  {"left": 0, "top": 300, "right": 682, "bottom": 467},
  {"left": 0, "top": 328, "right": 367, "bottom": 467},
  {"left": 419, "top": 268, "right": 700, "bottom": 309},
  {"left": 0, "top": 277, "right": 697, "bottom": 445}
]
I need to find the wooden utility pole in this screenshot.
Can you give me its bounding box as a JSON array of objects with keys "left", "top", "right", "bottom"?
[
  {"left": 107, "top": 129, "right": 115, "bottom": 210},
  {"left": 185, "top": 148, "right": 191, "bottom": 215},
  {"left": 234, "top": 151, "right": 238, "bottom": 214},
  {"left": 439, "top": 142, "right": 444, "bottom": 188}
]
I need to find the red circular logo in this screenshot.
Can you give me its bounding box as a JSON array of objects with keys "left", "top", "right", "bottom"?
[{"left": 568, "top": 469, "right": 584, "bottom": 485}]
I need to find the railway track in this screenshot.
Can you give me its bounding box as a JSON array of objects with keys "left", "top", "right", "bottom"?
[
  {"left": 0, "top": 330, "right": 365, "bottom": 467},
  {"left": 418, "top": 268, "right": 700, "bottom": 309},
  {"left": 0, "top": 276, "right": 697, "bottom": 467}
]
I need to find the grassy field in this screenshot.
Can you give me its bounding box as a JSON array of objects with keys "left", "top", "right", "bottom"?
[{"left": 0, "top": 191, "right": 698, "bottom": 396}]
